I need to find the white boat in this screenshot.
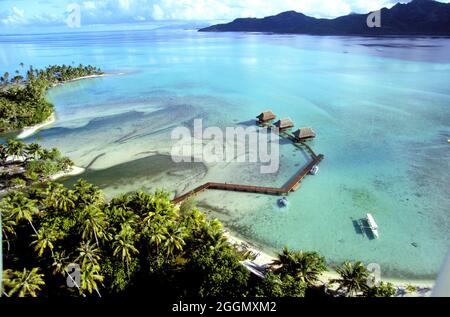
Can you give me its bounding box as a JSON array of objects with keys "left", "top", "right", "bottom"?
[
  {"left": 309, "top": 165, "right": 319, "bottom": 175},
  {"left": 366, "top": 213, "right": 379, "bottom": 239}
]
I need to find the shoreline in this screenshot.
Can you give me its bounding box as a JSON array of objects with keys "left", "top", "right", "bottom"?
[
  {"left": 52, "top": 73, "right": 108, "bottom": 86},
  {"left": 224, "top": 231, "right": 434, "bottom": 297},
  {"left": 50, "top": 166, "right": 86, "bottom": 181},
  {"left": 16, "top": 113, "right": 56, "bottom": 140},
  {"left": 15, "top": 72, "right": 117, "bottom": 140},
  {"left": 51, "top": 72, "right": 124, "bottom": 87}
]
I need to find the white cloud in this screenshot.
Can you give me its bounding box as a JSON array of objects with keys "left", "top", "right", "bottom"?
[
  {"left": 118, "top": 0, "right": 131, "bottom": 10},
  {"left": 83, "top": 1, "right": 97, "bottom": 10},
  {"left": 1, "top": 6, "right": 27, "bottom": 25},
  {"left": 152, "top": 4, "right": 165, "bottom": 20}
]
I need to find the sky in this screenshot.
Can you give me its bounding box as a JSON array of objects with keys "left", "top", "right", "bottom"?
[{"left": 0, "top": 0, "right": 449, "bottom": 31}]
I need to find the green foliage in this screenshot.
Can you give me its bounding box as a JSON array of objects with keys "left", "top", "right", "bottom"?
[
  {"left": 1, "top": 140, "right": 74, "bottom": 189},
  {"left": 365, "top": 282, "right": 397, "bottom": 297},
  {"left": 10, "top": 177, "right": 27, "bottom": 188},
  {"left": 0, "top": 179, "right": 253, "bottom": 297},
  {"left": 25, "top": 160, "right": 60, "bottom": 177},
  {"left": 253, "top": 247, "right": 322, "bottom": 297},
  {"left": 332, "top": 261, "right": 370, "bottom": 297},
  {"left": 2, "top": 268, "right": 45, "bottom": 297},
  {"left": 273, "top": 247, "right": 327, "bottom": 286},
  {"left": 405, "top": 284, "right": 418, "bottom": 293},
  {"left": 183, "top": 242, "right": 251, "bottom": 297},
  {"left": 1, "top": 155, "right": 386, "bottom": 298},
  {"left": 256, "top": 272, "right": 307, "bottom": 297},
  {"left": 0, "top": 64, "right": 102, "bottom": 132}
]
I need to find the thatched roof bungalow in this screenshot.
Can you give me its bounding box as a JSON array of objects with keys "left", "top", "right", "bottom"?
[
  {"left": 293, "top": 127, "right": 316, "bottom": 141},
  {"left": 257, "top": 111, "right": 276, "bottom": 124},
  {"left": 274, "top": 118, "right": 294, "bottom": 131}
]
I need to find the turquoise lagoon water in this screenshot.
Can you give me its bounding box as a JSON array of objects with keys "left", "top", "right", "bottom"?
[{"left": 1, "top": 28, "right": 449, "bottom": 280}]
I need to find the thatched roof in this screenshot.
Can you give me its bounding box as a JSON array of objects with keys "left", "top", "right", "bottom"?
[
  {"left": 257, "top": 111, "right": 276, "bottom": 122},
  {"left": 274, "top": 118, "right": 294, "bottom": 130},
  {"left": 293, "top": 127, "right": 316, "bottom": 140}
]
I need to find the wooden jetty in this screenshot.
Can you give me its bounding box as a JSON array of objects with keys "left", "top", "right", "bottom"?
[
  {"left": 171, "top": 113, "right": 324, "bottom": 205},
  {"left": 172, "top": 154, "right": 324, "bottom": 205}
]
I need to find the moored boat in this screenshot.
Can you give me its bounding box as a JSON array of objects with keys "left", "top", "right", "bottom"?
[
  {"left": 278, "top": 197, "right": 289, "bottom": 207},
  {"left": 366, "top": 213, "right": 379, "bottom": 239},
  {"left": 310, "top": 165, "right": 319, "bottom": 175}
]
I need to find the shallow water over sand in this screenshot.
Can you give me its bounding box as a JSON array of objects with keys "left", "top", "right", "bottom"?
[{"left": 1, "top": 29, "right": 449, "bottom": 280}]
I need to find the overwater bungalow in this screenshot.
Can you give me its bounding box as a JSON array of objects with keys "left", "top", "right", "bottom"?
[
  {"left": 293, "top": 127, "right": 316, "bottom": 141},
  {"left": 257, "top": 111, "right": 276, "bottom": 125},
  {"left": 274, "top": 118, "right": 294, "bottom": 131}
]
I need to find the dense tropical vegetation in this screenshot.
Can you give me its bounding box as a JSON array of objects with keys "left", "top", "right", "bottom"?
[
  {"left": 1, "top": 172, "right": 396, "bottom": 297},
  {"left": 1, "top": 181, "right": 251, "bottom": 297},
  {"left": 0, "top": 139, "right": 74, "bottom": 193},
  {"left": 0, "top": 64, "right": 102, "bottom": 132}
]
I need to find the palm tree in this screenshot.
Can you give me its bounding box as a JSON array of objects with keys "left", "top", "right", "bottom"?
[
  {"left": 49, "top": 251, "right": 86, "bottom": 296},
  {"left": 31, "top": 227, "right": 56, "bottom": 257},
  {"left": 163, "top": 226, "right": 186, "bottom": 258},
  {"left": 27, "top": 65, "right": 35, "bottom": 82},
  {"left": 46, "top": 185, "right": 76, "bottom": 213},
  {"left": 25, "top": 143, "right": 43, "bottom": 160},
  {"left": 76, "top": 241, "right": 101, "bottom": 266},
  {"left": 273, "top": 247, "right": 327, "bottom": 286},
  {"left": 143, "top": 221, "right": 168, "bottom": 254},
  {"left": 202, "top": 219, "right": 227, "bottom": 247},
  {"left": 0, "top": 143, "right": 8, "bottom": 164},
  {"left": 6, "top": 139, "right": 26, "bottom": 162},
  {"left": 58, "top": 157, "right": 74, "bottom": 172},
  {"left": 80, "top": 263, "right": 104, "bottom": 297},
  {"left": 332, "top": 261, "right": 370, "bottom": 297},
  {"left": 40, "top": 147, "right": 61, "bottom": 161},
  {"left": 80, "top": 205, "right": 109, "bottom": 247},
  {"left": 51, "top": 251, "right": 70, "bottom": 276},
  {"left": 3, "top": 71, "right": 10, "bottom": 84},
  {"left": 12, "top": 75, "right": 24, "bottom": 84},
  {"left": 2, "top": 192, "right": 38, "bottom": 234},
  {"left": 3, "top": 268, "right": 45, "bottom": 297},
  {"left": 57, "top": 189, "right": 75, "bottom": 212},
  {"left": 74, "top": 179, "right": 104, "bottom": 207},
  {"left": 113, "top": 224, "right": 139, "bottom": 275},
  {"left": 1, "top": 210, "right": 16, "bottom": 256}
]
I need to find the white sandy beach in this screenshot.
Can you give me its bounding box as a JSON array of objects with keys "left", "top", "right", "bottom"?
[
  {"left": 63, "top": 73, "right": 107, "bottom": 83},
  {"left": 16, "top": 73, "right": 122, "bottom": 140},
  {"left": 17, "top": 113, "right": 56, "bottom": 140},
  {"left": 50, "top": 166, "right": 85, "bottom": 181},
  {"left": 52, "top": 72, "right": 124, "bottom": 87},
  {"left": 224, "top": 231, "right": 276, "bottom": 267}
]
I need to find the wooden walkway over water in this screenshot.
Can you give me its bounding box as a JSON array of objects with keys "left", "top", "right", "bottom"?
[
  {"left": 172, "top": 121, "right": 324, "bottom": 204},
  {"left": 172, "top": 155, "right": 324, "bottom": 204}
]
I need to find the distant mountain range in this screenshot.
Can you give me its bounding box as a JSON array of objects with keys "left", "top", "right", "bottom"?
[{"left": 199, "top": 0, "right": 450, "bottom": 36}]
